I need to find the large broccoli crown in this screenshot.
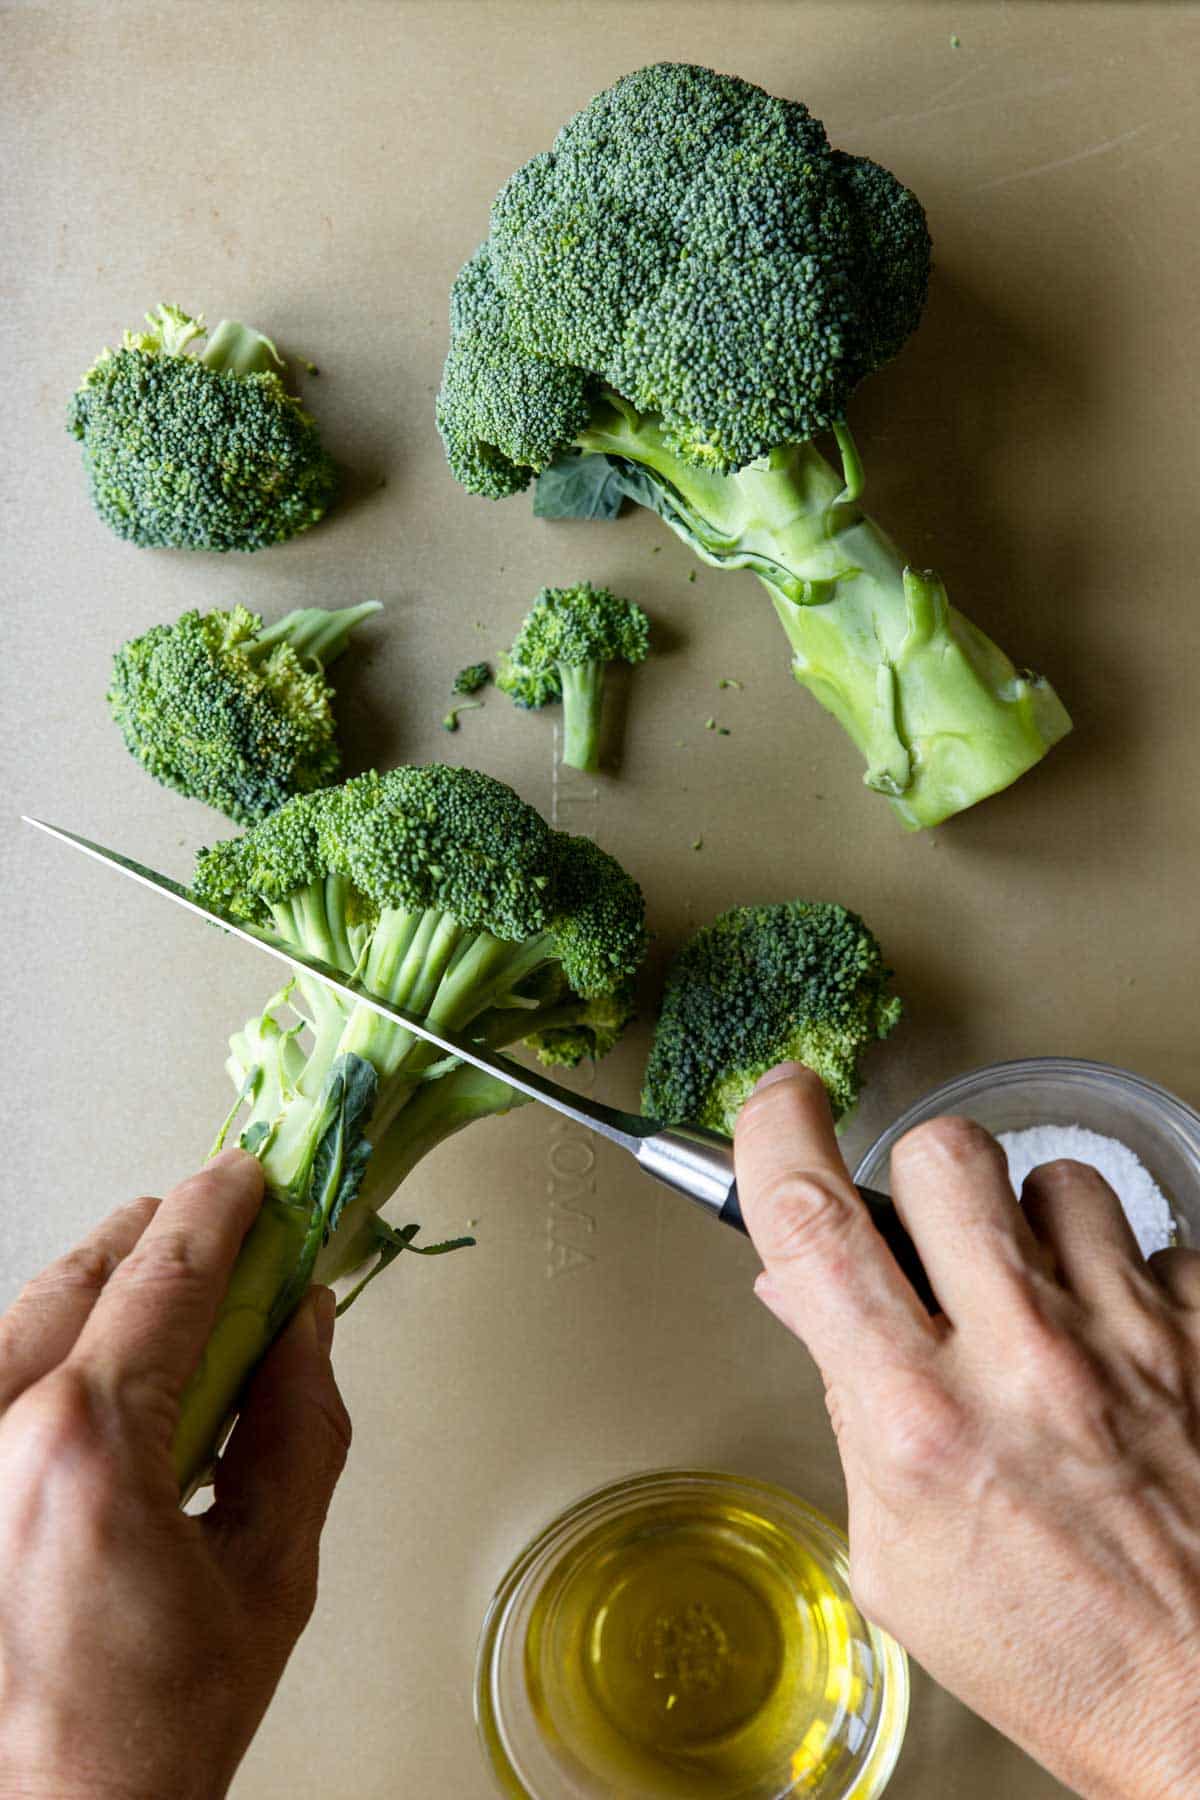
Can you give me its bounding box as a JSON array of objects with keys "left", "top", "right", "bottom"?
[
  {"left": 438, "top": 63, "right": 930, "bottom": 493},
  {"left": 108, "top": 604, "right": 375, "bottom": 824},
  {"left": 642, "top": 900, "right": 902, "bottom": 1134},
  {"left": 193, "top": 767, "right": 646, "bottom": 993},
  {"left": 67, "top": 305, "right": 338, "bottom": 551},
  {"left": 497, "top": 582, "right": 650, "bottom": 709}
]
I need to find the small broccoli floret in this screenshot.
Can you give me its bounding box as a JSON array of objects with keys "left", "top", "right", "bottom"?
[
  {"left": 642, "top": 900, "right": 901, "bottom": 1135},
  {"left": 108, "top": 601, "right": 380, "bottom": 823},
  {"left": 497, "top": 582, "right": 650, "bottom": 772},
  {"left": 174, "top": 766, "right": 646, "bottom": 1490},
  {"left": 67, "top": 304, "right": 339, "bottom": 552},
  {"left": 438, "top": 64, "right": 1071, "bottom": 827},
  {"left": 453, "top": 661, "right": 492, "bottom": 695}
]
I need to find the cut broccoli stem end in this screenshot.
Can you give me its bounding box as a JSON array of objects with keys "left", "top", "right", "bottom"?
[
  {"left": 199, "top": 319, "right": 285, "bottom": 379},
  {"left": 558, "top": 661, "right": 606, "bottom": 772},
  {"left": 767, "top": 567, "right": 1073, "bottom": 830},
  {"left": 573, "top": 404, "right": 1071, "bottom": 827},
  {"left": 253, "top": 600, "right": 382, "bottom": 667}
]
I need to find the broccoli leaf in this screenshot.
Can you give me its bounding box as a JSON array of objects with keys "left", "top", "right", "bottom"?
[{"left": 534, "top": 452, "right": 629, "bottom": 519}]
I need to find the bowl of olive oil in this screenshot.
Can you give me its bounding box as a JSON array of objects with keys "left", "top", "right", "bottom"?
[{"left": 475, "top": 1470, "right": 908, "bottom": 1798}]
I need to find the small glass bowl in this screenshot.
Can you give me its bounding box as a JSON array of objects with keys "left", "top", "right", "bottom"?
[
  {"left": 475, "top": 1469, "right": 909, "bottom": 1800},
  {"left": 854, "top": 1057, "right": 1200, "bottom": 1245}
]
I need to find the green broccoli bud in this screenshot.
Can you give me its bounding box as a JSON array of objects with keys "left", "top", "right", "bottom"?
[
  {"left": 67, "top": 304, "right": 339, "bottom": 552},
  {"left": 642, "top": 900, "right": 901, "bottom": 1135},
  {"left": 108, "top": 601, "right": 380, "bottom": 823}
]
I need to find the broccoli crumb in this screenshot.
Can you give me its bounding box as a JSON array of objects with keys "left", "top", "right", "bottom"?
[
  {"left": 950, "top": 32, "right": 961, "bottom": 47},
  {"left": 300, "top": 359, "right": 320, "bottom": 376},
  {"left": 687, "top": 571, "right": 697, "bottom": 583},
  {"left": 442, "top": 702, "right": 484, "bottom": 731},
  {"left": 691, "top": 837, "right": 703, "bottom": 851},
  {"left": 717, "top": 678, "right": 743, "bottom": 690},
  {"left": 453, "top": 662, "right": 492, "bottom": 696}
]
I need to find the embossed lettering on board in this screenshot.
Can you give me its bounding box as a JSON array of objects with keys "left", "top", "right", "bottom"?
[{"left": 545, "top": 745, "right": 602, "bottom": 1276}]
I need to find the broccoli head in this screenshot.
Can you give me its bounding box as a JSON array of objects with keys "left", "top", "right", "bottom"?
[
  {"left": 642, "top": 900, "right": 901, "bottom": 1135},
  {"left": 437, "top": 64, "right": 1070, "bottom": 828},
  {"left": 174, "top": 765, "right": 646, "bottom": 1489},
  {"left": 497, "top": 581, "right": 650, "bottom": 771},
  {"left": 109, "top": 601, "right": 380, "bottom": 823},
  {"left": 438, "top": 63, "right": 927, "bottom": 489},
  {"left": 67, "top": 304, "right": 338, "bottom": 552}
]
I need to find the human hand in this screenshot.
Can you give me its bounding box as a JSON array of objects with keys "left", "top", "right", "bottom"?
[
  {"left": 735, "top": 1064, "right": 1200, "bottom": 1800},
  {"left": 0, "top": 1149, "right": 351, "bottom": 1800}
]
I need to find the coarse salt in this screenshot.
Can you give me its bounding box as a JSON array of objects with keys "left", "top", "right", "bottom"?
[{"left": 997, "top": 1123, "right": 1175, "bottom": 1257}]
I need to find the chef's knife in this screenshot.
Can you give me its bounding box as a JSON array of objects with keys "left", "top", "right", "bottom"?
[{"left": 23, "top": 815, "right": 936, "bottom": 1313}]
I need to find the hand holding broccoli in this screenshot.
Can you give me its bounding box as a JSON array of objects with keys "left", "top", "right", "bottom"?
[{"left": 0, "top": 1152, "right": 349, "bottom": 1800}]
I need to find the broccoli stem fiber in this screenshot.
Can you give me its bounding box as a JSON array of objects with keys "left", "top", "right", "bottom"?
[{"left": 577, "top": 401, "right": 1069, "bottom": 829}]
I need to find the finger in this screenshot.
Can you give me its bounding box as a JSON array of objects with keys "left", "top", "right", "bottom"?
[
  {"left": 888, "top": 1116, "right": 1045, "bottom": 1325},
  {"left": 1021, "top": 1159, "right": 1147, "bottom": 1309},
  {"left": 206, "top": 1287, "right": 350, "bottom": 1622},
  {"left": 1148, "top": 1246, "right": 1200, "bottom": 1310},
  {"left": 734, "top": 1063, "right": 933, "bottom": 1380},
  {"left": 0, "top": 1197, "right": 160, "bottom": 1408},
  {"left": 71, "top": 1149, "right": 264, "bottom": 1411}
]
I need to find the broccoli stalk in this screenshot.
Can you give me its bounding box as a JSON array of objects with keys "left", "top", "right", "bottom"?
[
  {"left": 172, "top": 765, "right": 646, "bottom": 1492},
  {"left": 437, "top": 62, "right": 1071, "bottom": 828},
  {"left": 497, "top": 582, "right": 650, "bottom": 773},
  {"left": 571, "top": 400, "right": 1068, "bottom": 822},
  {"left": 109, "top": 601, "right": 381, "bottom": 823}
]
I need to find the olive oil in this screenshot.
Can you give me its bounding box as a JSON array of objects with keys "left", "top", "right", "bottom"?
[{"left": 513, "top": 1481, "right": 900, "bottom": 1797}]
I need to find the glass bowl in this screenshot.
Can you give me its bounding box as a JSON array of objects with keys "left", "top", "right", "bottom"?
[
  {"left": 475, "top": 1469, "right": 909, "bottom": 1800},
  {"left": 854, "top": 1057, "right": 1200, "bottom": 1247}
]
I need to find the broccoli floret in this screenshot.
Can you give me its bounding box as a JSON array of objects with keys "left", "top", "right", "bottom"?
[
  {"left": 173, "top": 765, "right": 646, "bottom": 1489},
  {"left": 437, "top": 63, "right": 1071, "bottom": 828},
  {"left": 497, "top": 582, "right": 650, "bottom": 772},
  {"left": 453, "top": 661, "right": 492, "bottom": 695},
  {"left": 108, "top": 601, "right": 380, "bottom": 823},
  {"left": 642, "top": 900, "right": 901, "bottom": 1136},
  {"left": 67, "top": 304, "right": 338, "bottom": 552}
]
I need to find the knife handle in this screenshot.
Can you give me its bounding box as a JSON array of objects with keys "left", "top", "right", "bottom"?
[{"left": 719, "top": 1179, "right": 939, "bottom": 1317}]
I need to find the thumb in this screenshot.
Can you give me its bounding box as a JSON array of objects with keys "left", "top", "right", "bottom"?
[{"left": 207, "top": 1286, "right": 351, "bottom": 1622}]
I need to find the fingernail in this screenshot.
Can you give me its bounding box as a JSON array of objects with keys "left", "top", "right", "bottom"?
[
  {"left": 752, "top": 1062, "right": 808, "bottom": 1094},
  {"left": 209, "top": 1145, "right": 255, "bottom": 1171},
  {"left": 311, "top": 1285, "right": 337, "bottom": 1354}
]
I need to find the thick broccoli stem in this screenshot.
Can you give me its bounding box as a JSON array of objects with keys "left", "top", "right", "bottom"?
[
  {"left": 174, "top": 1193, "right": 310, "bottom": 1493},
  {"left": 172, "top": 911, "right": 564, "bottom": 1492},
  {"left": 575, "top": 400, "right": 1070, "bottom": 829},
  {"left": 558, "top": 661, "right": 606, "bottom": 772},
  {"left": 314, "top": 1065, "right": 528, "bottom": 1281},
  {"left": 252, "top": 601, "right": 382, "bottom": 668}
]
